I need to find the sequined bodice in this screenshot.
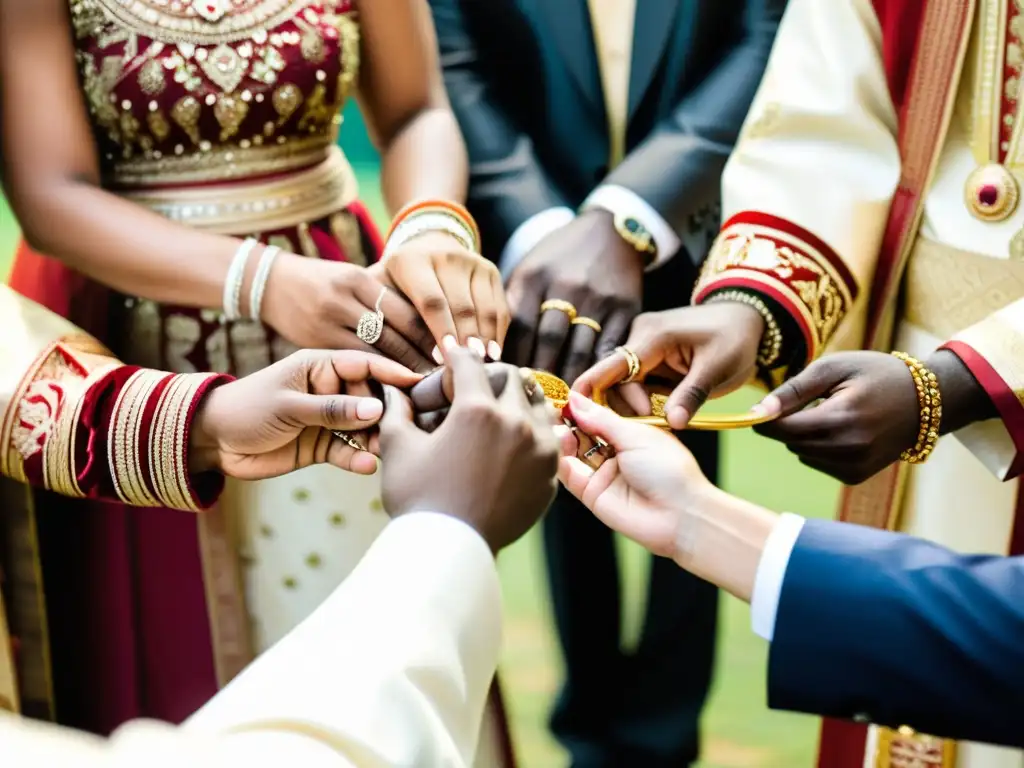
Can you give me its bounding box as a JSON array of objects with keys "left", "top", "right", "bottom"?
[{"left": 69, "top": 0, "right": 359, "bottom": 187}]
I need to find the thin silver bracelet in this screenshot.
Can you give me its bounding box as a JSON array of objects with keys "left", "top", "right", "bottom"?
[
  {"left": 383, "top": 212, "right": 478, "bottom": 260},
  {"left": 222, "top": 238, "right": 259, "bottom": 322},
  {"left": 248, "top": 244, "right": 281, "bottom": 322},
  {"left": 704, "top": 289, "right": 783, "bottom": 368}
]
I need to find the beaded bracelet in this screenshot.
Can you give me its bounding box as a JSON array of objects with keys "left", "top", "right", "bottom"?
[
  {"left": 385, "top": 199, "right": 481, "bottom": 251},
  {"left": 703, "top": 289, "right": 783, "bottom": 368},
  {"left": 892, "top": 351, "right": 942, "bottom": 464},
  {"left": 222, "top": 238, "right": 259, "bottom": 322}
]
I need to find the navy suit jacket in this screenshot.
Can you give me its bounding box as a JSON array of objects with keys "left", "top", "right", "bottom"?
[
  {"left": 429, "top": 0, "right": 784, "bottom": 264},
  {"left": 770, "top": 518, "right": 1024, "bottom": 748}
]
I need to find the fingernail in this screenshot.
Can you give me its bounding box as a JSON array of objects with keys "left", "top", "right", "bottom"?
[
  {"left": 468, "top": 337, "right": 486, "bottom": 358},
  {"left": 668, "top": 405, "right": 690, "bottom": 429},
  {"left": 431, "top": 345, "right": 444, "bottom": 365},
  {"left": 356, "top": 398, "right": 384, "bottom": 420},
  {"left": 441, "top": 334, "right": 458, "bottom": 353},
  {"left": 751, "top": 395, "right": 780, "bottom": 418},
  {"left": 568, "top": 391, "right": 594, "bottom": 413},
  {"left": 487, "top": 340, "right": 502, "bottom": 360}
]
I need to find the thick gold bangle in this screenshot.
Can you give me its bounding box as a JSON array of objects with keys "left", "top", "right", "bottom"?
[
  {"left": 892, "top": 351, "right": 942, "bottom": 464},
  {"left": 703, "top": 289, "right": 783, "bottom": 368}
]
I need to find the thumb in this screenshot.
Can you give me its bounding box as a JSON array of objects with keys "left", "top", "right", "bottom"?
[
  {"left": 663, "top": 355, "right": 734, "bottom": 430},
  {"left": 752, "top": 357, "right": 845, "bottom": 419},
  {"left": 282, "top": 392, "right": 384, "bottom": 430},
  {"left": 378, "top": 385, "right": 421, "bottom": 456},
  {"left": 565, "top": 391, "right": 655, "bottom": 453}
]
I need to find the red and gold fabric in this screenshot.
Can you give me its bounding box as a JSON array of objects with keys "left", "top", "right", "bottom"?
[
  {"left": 0, "top": 284, "right": 228, "bottom": 724},
  {"left": 709, "top": 1, "right": 1024, "bottom": 767}
]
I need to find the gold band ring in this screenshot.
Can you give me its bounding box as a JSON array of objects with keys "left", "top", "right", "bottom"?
[
  {"left": 572, "top": 316, "right": 602, "bottom": 333},
  {"left": 356, "top": 287, "right": 387, "bottom": 345},
  {"left": 332, "top": 430, "right": 367, "bottom": 452},
  {"left": 615, "top": 345, "right": 642, "bottom": 383},
  {"left": 539, "top": 299, "right": 578, "bottom": 321}
]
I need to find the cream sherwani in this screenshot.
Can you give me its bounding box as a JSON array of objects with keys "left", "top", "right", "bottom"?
[
  {"left": 698, "top": 0, "right": 1024, "bottom": 766},
  {"left": 0, "top": 513, "right": 502, "bottom": 767}
]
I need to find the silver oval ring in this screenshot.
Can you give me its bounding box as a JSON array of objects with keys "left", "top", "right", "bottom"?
[{"left": 356, "top": 287, "right": 387, "bottom": 345}]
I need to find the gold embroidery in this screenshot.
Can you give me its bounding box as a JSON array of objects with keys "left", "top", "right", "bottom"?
[
  {"left": 297, "top": 221, "right": 319, "bottom": 258},
  {"left": 205, "top": 324, "right": 231, "bottom": 374},
  {"left": 335, "top": 12, "right": 359, "bottom": 104},
  {"left": 166, "top": 313, "right": 201, "bottom": 373},
  {"left": 874, "top": 726, "right": 955, "bottom": 768},
  {"left": 171, "top": 95, "right": 202, "bottom": 145},
  {"left": 213, "top": 93, "right": 249, "bottom": 141},
  {"left": 330, "top": 210, "right": 366, "bottom": 265},
  {"left": 146, "top": 108, "right": 171, "bottom": 142},
  {"left": 297, "top": 83, "right": 330, "bottom": 132},
  {"left": 79, "top": 55, "right": 123, "bottom": 141},
  {"left": 272, "top": 83, "right": 303, "bottom": 124},
  {"left": 228, "top": 321, "right": 271, "bottom": 377},
  {"left": 201, "top": 43, "right": 247, "bottom": 93}
]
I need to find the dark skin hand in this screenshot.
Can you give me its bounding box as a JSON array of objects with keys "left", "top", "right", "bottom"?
[
  {"left": 377, "top": 340, "right": 561, "bottom": 553},
  {"left": 752, "top": 349, "right": 997, "bottom": 485},
  {"left": 505, "top": 210, "right": 643, "bottom": 385},
  {"left": 572, "top": 303, "right": 765, "bottom": 428}
]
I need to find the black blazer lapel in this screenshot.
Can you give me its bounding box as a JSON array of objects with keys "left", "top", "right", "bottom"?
[
  {"left": 534, "top": 0, "right": 603, "bottom": 109},
  {"left": 628, "top": 0, "right": 683, "bottom": 118}
]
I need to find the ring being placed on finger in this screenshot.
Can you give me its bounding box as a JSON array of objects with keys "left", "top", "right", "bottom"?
[
  {"left": 539, "top": 299, "right": 578, "bottom": 321},
  {"left": 615, "top": 345, "right": 642, "bottom": 383},
  {"left": 572, "top": 316, "right": 602, "bottom": 333},
  {"left": 356, "top": 287, "right": 387, "bottom": 345},
  {"left": 332, "top": 430, "right": 367, "bottom": 452}
]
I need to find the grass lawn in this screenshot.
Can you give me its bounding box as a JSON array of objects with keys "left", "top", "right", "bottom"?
[{"left": 0, "top": 177, "right": 837, "bottom": 767}]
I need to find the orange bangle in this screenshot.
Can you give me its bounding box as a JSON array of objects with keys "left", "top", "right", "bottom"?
[{"left": 386, "top": 199, "right": 481, "bottom": 247}]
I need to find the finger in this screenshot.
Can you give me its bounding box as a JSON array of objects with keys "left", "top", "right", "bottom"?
[
  {"left": 414, "top": 408, "right": 449, "bottom": 433},
  {"left": 490, "top": 267, "right": 511, "bottom": 355},
  {"left": 618, "top": 382, "right": 652, "bottom": 416},
  {"left": 408, "top": 364, "right": 510, "bottom": 412},
  {"left": 326, "top": 438, "right": 380, "bottom": 475},
  {"left": 373, "top": 323, "right": 436, "bottom": 374},
  {"left": 328, "top": 351, "right": 424, "bottom": 389},
  {"left": 358, "top": 278, "right": 435, "bottom": 357},
  {"left": 754, "top": 404, "right": 846, "bottom": 442},
  {"left": 397, "top": 259, "right": 459, "bottom": 356},
  {"left": 752, "top": 358, "right": 847, "bottom": 419},
  {"left": 281, "top": 392, "right": 385, "bottom": 431},
  {"left": 563, "top": 390, "right": 654, "bottom": 453},
  {"left": 469, "top": 265, "right": 502, "bottom": 358},
  {"left": 505, "top": 276, "right": 542, "bottom": 367},
  {"left": 436, "top": 258, "right": 481, "bottom": 348},
  {"left": 377, "top": 385, "right": 421, "bottom": 456},
  {"left": 797, "top": 454, "right": 851, "bottom": 482},
  {"left": 560, "top": 318, "right": 602, "bottom": 388},
  {"left": 663, "top": 352, "right": 738, "bottom": 430},
  {"left": 531, "top": 298, "right": 573, "bottom": 373},
  {"left": 604, "top": 387, "right": 638, "bottom": 417},
  {"left": 557, "top": 455, "right": 597, "bottom": 501},
  {"left": 593, "top": 309, "right": 633, "bottom": 363},
  {"left": 572, "top": 351, "right": 631, "bottom": 399},
  {"left": 446, "top": 339, "right": 495, "bottom": 404}
]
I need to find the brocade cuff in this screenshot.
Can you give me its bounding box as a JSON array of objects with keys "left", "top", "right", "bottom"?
[{"left": 694, "top": 212, "right": 859, "bottom": 371}]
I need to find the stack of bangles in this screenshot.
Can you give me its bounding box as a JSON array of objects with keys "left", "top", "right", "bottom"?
[
  {"left": 222, "top": 237, "right": 282, "bottom": 323},
  {"left": 891, "top": 351, "right": 942, "bottom": 463},
  {"left": 383, "top": 199, "right": 481, "bottom": 258}
]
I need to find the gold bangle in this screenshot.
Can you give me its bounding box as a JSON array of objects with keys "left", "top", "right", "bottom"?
[
  {"left": 539, "top": 299, "right": 578, "bottom": 321},
  {"left": 704, "top": 289, "right": 783, "bottom": 368},
  {"left": 614, "top": 345, "right": 642, "bottom": 383},
  {"left": 572, "top": 316, "right": 603, "bottom": 333},
  {"left": 892, "top": 351, "right": 942, "bottom": 464}
]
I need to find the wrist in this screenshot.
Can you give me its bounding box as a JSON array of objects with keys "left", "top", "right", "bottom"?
[
  {"left": 674, "top": 486, "right": 776, "bottom": 603},
  {"left": 926, "top": 348, "right": 998, "bottom": 434},
  {"left": 188, "top": 389, "right": 224, "bottom": 475},
  {"left": 581, "top": 209, "right": 647, "bottom": 274}
]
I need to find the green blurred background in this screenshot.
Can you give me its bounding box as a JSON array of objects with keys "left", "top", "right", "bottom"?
[{"left": 0, "top": 103, "right": 839, "bottom": 767}]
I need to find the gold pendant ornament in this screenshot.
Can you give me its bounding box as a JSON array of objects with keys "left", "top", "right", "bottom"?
[{"left": 964, "top": 163, "right": 1020, "bottom": 221}]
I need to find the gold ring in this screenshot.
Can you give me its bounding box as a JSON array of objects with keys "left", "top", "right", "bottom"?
[
  {"left": 572, "top": 316, "right": 602, "bottom": 333},
  {"left": 615, "top": 346, "right": 641, "bottom": 383},
  {"left": 539, "top": 299, "right": 578, "bottom": 321},
  {"left": 356, "top": 287, "right": 387, "bottom": 345},
  {"left": 332, "top": 430, "right": 367, "bottom": 452}
]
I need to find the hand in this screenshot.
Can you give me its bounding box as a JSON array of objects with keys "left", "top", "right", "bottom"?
[
  {"left": 558, "top": 391, "right": 714, "bottom": 560},
  {"left": 752, "top": 351, "right": 920, "bottom": 484},
  {"left": 377, "top": 340, "right": 561, "bottom": 552},
  {"left": 378, "top": 231, "right": 510, "bottom": 361},
  {"left": 261, "top": 253, "right": 436, "bottom": 373},
  {"left": 572, "top": 303, "right": 764, "bottom": 428},
  {"left": 189, "top": 349, "right": 423, "bottom": 480},
  {"left": 505, "top": 210, "right": 643, "bottom": 384}
]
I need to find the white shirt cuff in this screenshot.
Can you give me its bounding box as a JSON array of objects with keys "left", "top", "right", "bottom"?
[
  {"left": 750, "top": 512, "right": 806, "bottom": 642},
  {"left": 499, "top": 207, "right": 576, "bottom": 281},
  {"left": 581, "top": 184, "right": 682, "bottom": 271}
]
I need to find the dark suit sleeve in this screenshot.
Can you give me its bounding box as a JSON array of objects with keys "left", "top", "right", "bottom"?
[
  {"left": 604, "top": 0, "right": 785, "bottom": 262},
  {"left": 768, "top": 518, "right": 1024, "bottom": 748},
  {"left": 429, "top": 0, "right": 571, "bottom": 257}
]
